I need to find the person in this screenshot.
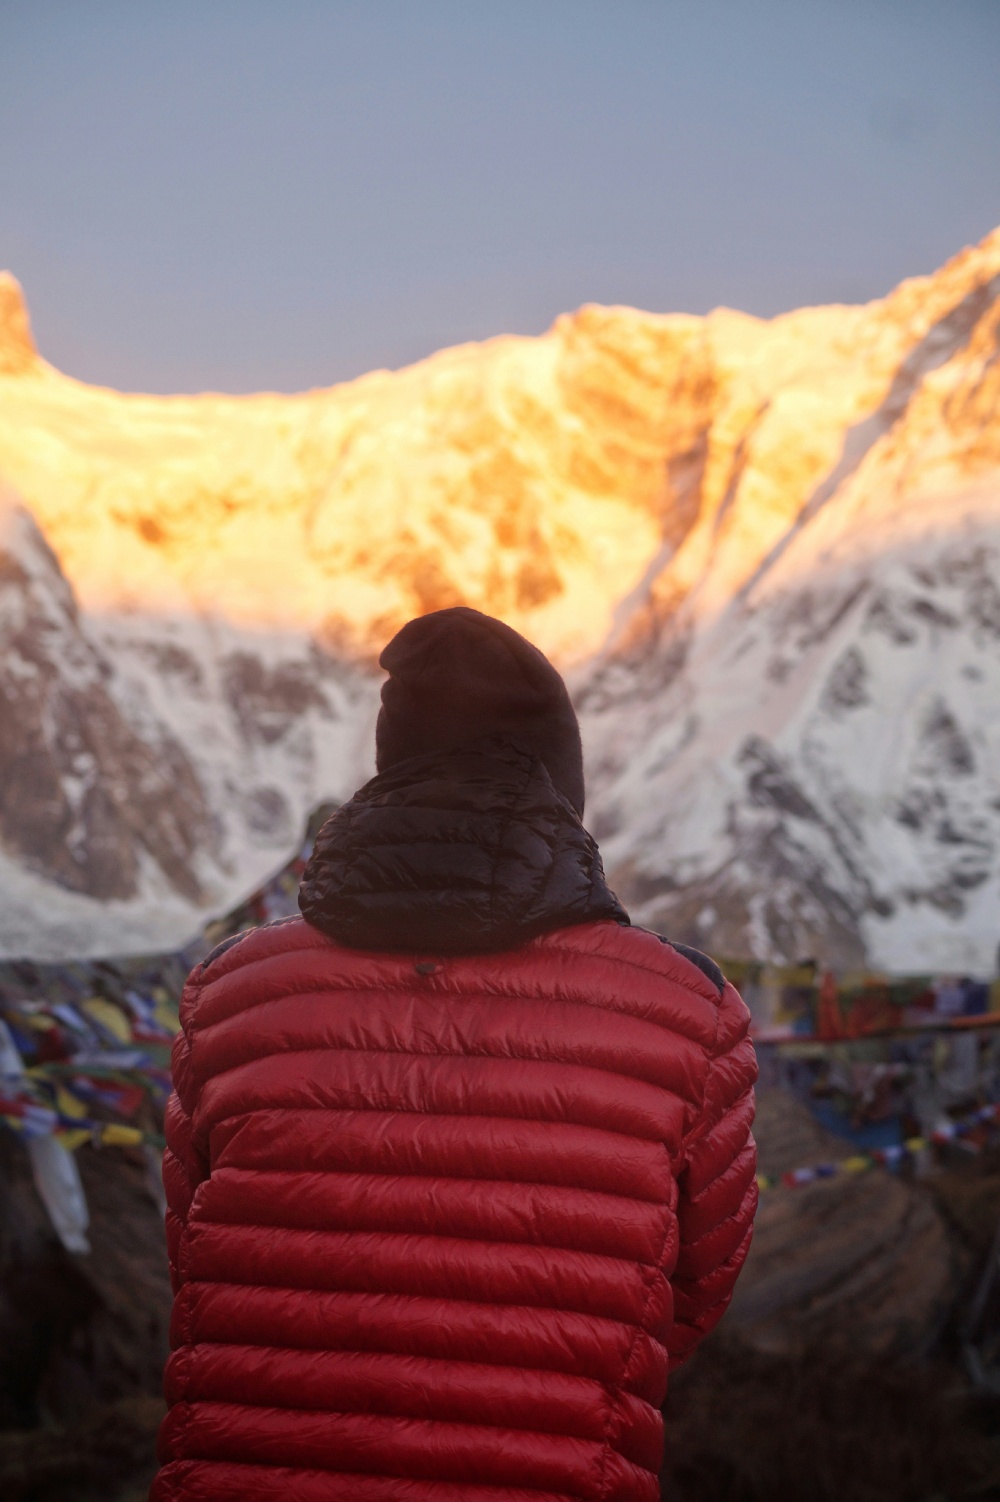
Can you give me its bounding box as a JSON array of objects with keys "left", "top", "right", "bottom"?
[{"left": 153, "top": 607, "right": 757, "bottom": 1502}]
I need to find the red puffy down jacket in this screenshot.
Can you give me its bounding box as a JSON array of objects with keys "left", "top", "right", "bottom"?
[{"left": 154, "top": 915, "right": 757, "bottom": 1502}]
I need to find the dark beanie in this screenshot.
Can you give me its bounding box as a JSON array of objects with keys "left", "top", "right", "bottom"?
[{"left": 376, "top": 607, "right": 585, "bottom": 815}]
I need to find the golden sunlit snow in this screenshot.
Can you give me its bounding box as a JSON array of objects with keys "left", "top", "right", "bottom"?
[
  {"left": 2, "top": 229, "right": 999, "bottom": 666},
  {"left": 0, "top": 229, "right": 998, "bottom": 964}
]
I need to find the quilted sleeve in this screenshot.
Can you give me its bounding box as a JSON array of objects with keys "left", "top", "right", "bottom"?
[
  {"left": 161, "top": 974, "right": 208, "bottom": 1294},
  {"left": 667, "top": 979, "right": 758, "bottom": 1370}
]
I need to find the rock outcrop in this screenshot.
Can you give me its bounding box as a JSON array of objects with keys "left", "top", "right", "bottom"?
[
  {"left": 0, "top": 1134, "right": 170, "bottom": 1429},
  {"left": 730, "top": 1091, "right": 958, "bottom": 1357},
  {"left": 0, "top": 484, "right": 372, "bottom": 957},
  {"left": 0, "top": 500, "right": 211, "bottom": 906},
  {"left": 0, "top": 274, "right": 37, "bottom": 376}
]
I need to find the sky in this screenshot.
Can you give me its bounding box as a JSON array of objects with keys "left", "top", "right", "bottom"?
[{"left": 1, "top": 0, "right": 999, "bottom": 393}]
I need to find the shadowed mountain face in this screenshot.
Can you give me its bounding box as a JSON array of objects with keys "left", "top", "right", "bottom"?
[
  {"left": 580, "top": 244, "right": 1000, "bottom": 973},
  {"left": 0, "top": 495, "right": 371, "bottom": 958},
  {"left": 0, "top": 504, "right": 210, "bottom": 903},
  {"left": 0, "top": 228, "right": 998, "bottom": 965},
  {"left": 584, "top": 531, "right": 1000, "bottom": 971}
]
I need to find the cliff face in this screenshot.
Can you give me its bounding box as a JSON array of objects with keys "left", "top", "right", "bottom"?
[
  {"left": 581, "top": 233, "right": 1000, "bottom": 972},
  {"left": 0, "top": 491, "right": 372, "bottom": 958},
  {"left": 0, "top": 285, "right": 712, "bottom": 665},
  {"left": 0, "top": 501, "right": 211, "bottom": 907},
  {"left": 0, "top": 230, "right": 998, "bottom": 965}
]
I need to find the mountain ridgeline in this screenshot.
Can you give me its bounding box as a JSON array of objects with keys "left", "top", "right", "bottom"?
[{"left": 0, "top": 227, "right": 998, "bottom": 967}]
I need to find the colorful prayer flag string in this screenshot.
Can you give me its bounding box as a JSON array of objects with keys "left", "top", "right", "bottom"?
[{"left": 756, "top": 1101, "right": 1000, "bottom": 1191}]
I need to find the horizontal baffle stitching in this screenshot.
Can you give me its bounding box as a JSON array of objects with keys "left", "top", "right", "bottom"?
[
  {"left": 193, "top": 1042, "right": 692, "bottom": 1119},
  {"left": 176, "top": 1332, "right": 633, "bottom": 1384},
  {"left": 322, "top": 871, "right": 499, "bottom": 891},
  {"left": 178, "top": 1337, "right": 616, "bottom": 1392},
  {"left": 165, "top": 1454, "right": 586, "bottom": 1501},
  {"left": 189, "top": 975, "right": 714, "bottom": 1051},
  {"left": 184, "top": 1233, "right": 660, "bottom": 1318},
  {"left": 200, "top": 1162, "right": 672, "bottom": 1208},
  {"left": 198, "top": 927, "right": 333, "bottom": 980},
  {"left": 189, "top": 1213, "right": 664, "bottom": 1269},
  {"left": 537, "top": 937, "right": 726, "bottom": 1010},
  {"left": 676, "top": 1193, "right": 757, "bottom": 1252},
  {"left": 204, "top": 1101, "right": 676, "bottom": 1148},
  {"left": 165, "top": 1394, "right": 625, "bottom": 1450},
  {"left": 195, "top": 944, "right": 724, "bottom": 1044},
  {"left": 205, "top": 1104, "right": 670, "bottom": 1138},
  {"left": 182, "top": 1279, "right": 636, "bottom": 1338}
]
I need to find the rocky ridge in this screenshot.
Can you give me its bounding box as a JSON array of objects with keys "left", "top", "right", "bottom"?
[
  {"left": 581, "top": 233, "right": 1000, "bottom": 971},
  {"left": 0, "top": 485, "right": 372, "bottom": 957},
  {"left": 0, "top": 229, "right": 998, "bottom": 964}
]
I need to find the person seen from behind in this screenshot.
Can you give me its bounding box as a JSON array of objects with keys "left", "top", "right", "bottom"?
[{"left": 153, "top": 606, "right": 758, "bottom": 1502}]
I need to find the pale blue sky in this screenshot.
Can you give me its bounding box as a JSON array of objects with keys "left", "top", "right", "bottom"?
[{"left": 1, "top": 0, "right": 998, "bottom": 392}]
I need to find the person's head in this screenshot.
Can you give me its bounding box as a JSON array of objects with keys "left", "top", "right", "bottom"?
[{"left": 375, "top": 607, "right": 585, "bottom": 814}]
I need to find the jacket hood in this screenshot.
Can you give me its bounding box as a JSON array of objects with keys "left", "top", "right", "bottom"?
[
  {"left": 298, "top": 737, "right": 627, "bottom": 954},
  {"left": 375, "top": 607, "right": 586, "bottom": 816}
]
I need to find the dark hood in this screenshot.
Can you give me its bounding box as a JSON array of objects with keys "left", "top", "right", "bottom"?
[
  {"left": 376, "top": 607, "right": 585, "bottom": 816},
  {"left": 298, "top": 737, "right": 628, "bottom": 954}
]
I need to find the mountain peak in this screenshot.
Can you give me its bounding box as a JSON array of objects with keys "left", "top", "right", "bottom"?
[
  {"left": 0, "top": 273, "right": 38, "bottom": 374},
  {"left": 0, "top": 230, "right": 999, "bottom": 965}
]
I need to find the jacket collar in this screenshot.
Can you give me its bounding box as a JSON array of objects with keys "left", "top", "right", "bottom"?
[{"left": 299, "top": 737, "right": 627, "bottom": 954}]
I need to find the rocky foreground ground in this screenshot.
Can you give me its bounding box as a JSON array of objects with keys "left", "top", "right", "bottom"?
[{"left": 2, "top": 1089, "right": 1000, "bottom": 1501}]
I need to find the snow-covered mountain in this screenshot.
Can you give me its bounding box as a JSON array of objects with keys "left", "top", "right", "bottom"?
[
  {"left": 580, "top": 235, "right": 1000, "bottom": 974},
  {"left": 0, "top": 490, "right": 374, "bottom": 955},
  {"left": 0, "top": 228, "right": 998, "bottom": 966}
]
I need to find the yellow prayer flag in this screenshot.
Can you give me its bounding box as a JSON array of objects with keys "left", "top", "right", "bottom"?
[
  {"left": 81, "top": 997, "right": 133, "bottom": 1044},
  {"left": 55, "top": 1086, "right": 88, "bottom": 1121},
  {"left": 154, "top": 1002, "right": 181, "bottom": 1035},
  {"left": 100, "top": 1123, "right": 144, "bottom": 1147}
]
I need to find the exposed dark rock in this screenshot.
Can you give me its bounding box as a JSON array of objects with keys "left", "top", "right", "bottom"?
[
  {"left": 821, "top": 646, "right": 870, "bottom": 711},
  {"left": 891, "top": 785, "right": 936, "bottom": 831},
  {"left": 969, "top": 566, "right": 1000, "bottom": 639},
  {"left": 915, "top": 698, "right": 976, "bottom": 777},
  {"left": 928, "top": 1150, "right": 1000, "bottom": 1263},
  {"left": 241, "top": 784, "right": 293, "bottom": 841},
  {"left": 664, "top": 1337, "right": 999, "bottom": 1502},
  {"left": 0, "top": 1135, "right": 170, "bottom": 1429},
  {"left": 0, "top": 1394, "right": 162, "bottom": 1502},
  {"left": 731, "top": 1092, "right": 958, "bottom": 1359},
  {"left": 739, "top": 737, "right": 820, "bottom": 821},
  {"left": 908, "top": 596, "right": 960, "bottom": 629},
  {"left": 627, "top": 819, "right": 870, "bottom": 971},
  {"left": 751, "top": 1089, "right": 852, "bottom": 1181},
  {"left": 576, "top": 616, "right": 690, "bottom": 713},
  {"left": 0, "top": 508, "right": 213, "bottom": 901},
  {"left": 136, "top": 641, "right": 205, "bottom": 692},
  {"left": 768, "top": 581, "right": 871, "bottom": 675},
  {"left": 662, "top": 427, "right": 711, "bottom": 546},
  {"left": 888, "top": 775, "right": 993, "bottom": 912},
  {"left": 665, "top": 1086, "right": 1000, "bottom": 1500},
  {"left": 863, "top": 588, "right": 918, "bottom": 644},
  {"left": 222, "top": 651, "right": 331, "bottom": 744}
]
